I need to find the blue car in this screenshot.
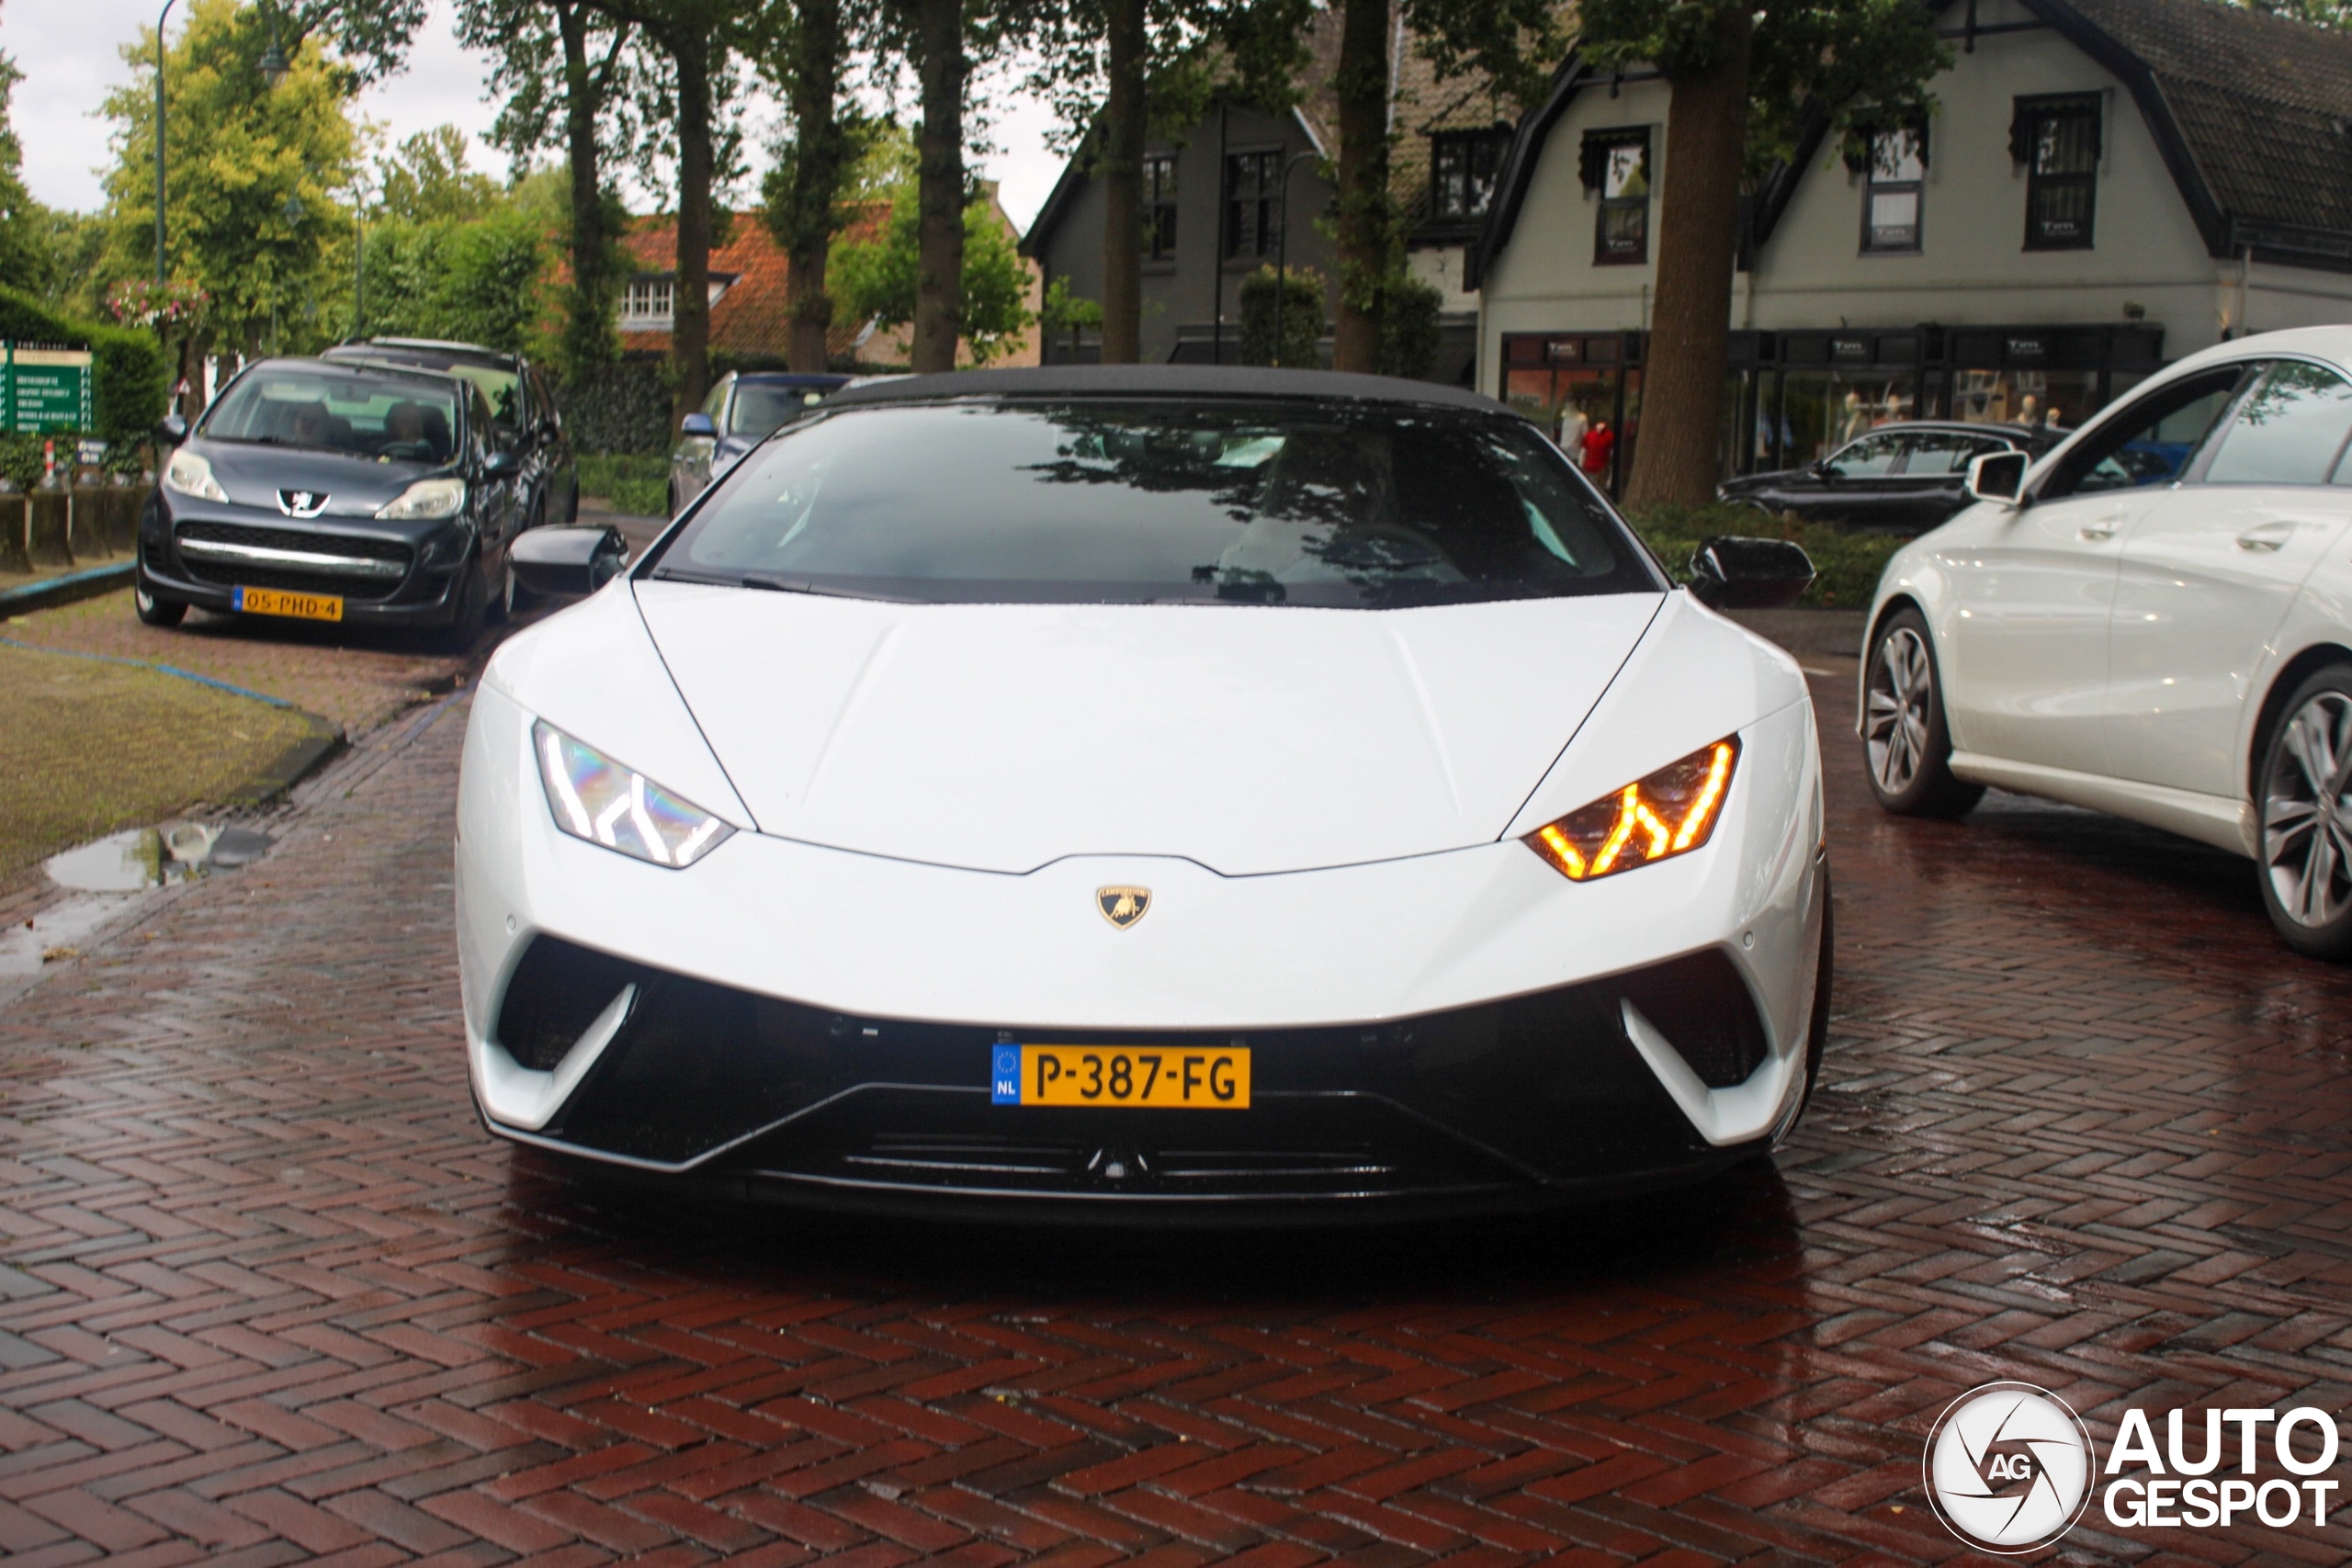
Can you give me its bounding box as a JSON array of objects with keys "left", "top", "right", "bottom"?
[{"left": 669, "top": 372, "right": 852, "bottom": 514}]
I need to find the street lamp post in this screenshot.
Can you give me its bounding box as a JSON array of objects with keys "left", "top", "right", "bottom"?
[
  {"left": 153, "top": 0, "right": 177, "bottom": 286},
  {"left": 1272, "top": 152, "right": 1319, "bottom": 368}
]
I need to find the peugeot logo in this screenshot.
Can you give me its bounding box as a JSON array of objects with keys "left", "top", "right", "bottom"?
[
  {"left": 278, "top": 490, "right": 329, "bottom": 518},
  {"left": 1096, "top": 886, "right": 1151, "bottom": 930},
  {"left": 1923, "top": 1382, "right": 2097, "bottom": 1553}
]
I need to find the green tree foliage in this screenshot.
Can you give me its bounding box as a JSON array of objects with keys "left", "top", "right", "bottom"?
[
  {"left": 358, "top": 207, "right": 548, "bottom": 352},
  {"left": 96, "top": 0, "right": 360, "bottom": 355},
  {"left": 0, "top": 41, "right": 47, "bottom": 296},
  {"left": 1376, "top": 272, "right": 1440, "bottom": 379},
  {"left": 828, "top": 152, "right": 1034, "bottom": 364},
  {"left": 1238, "top": 265, "right": 1321, "bottom": 368},
  {"left": 377, "top": 126, "right": 502, "bottom": 223}
]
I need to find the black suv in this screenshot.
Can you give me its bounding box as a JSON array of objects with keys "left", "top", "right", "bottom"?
[{"left": 322, "top": 338, "right": 578, "bottom": 531}]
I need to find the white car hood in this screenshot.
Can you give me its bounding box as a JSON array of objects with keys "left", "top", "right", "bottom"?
[{"left": 634, "top": 581, "right": 1663, "bottom": 875}]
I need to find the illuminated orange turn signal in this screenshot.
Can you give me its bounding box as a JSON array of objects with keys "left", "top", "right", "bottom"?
[{"left": 1523, "top": 737, "right": 1740, "bottom": 881}]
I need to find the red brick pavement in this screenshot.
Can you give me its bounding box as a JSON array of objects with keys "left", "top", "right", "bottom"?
[{"left": 2, "top": 671, "right": 2350, "bottom": 1565}]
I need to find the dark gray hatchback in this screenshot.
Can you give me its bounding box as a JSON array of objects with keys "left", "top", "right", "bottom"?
[{"left": 137, "top": 357, "right": 527, "bottom": 646}]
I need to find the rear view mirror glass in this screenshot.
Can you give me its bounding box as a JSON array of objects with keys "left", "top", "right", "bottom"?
[
  {"left": 1966, "top": 449, "right": 2029, "bottom": 505},
  {"left": 1687, "top": 536, "right": 1815, "bottom": 610}
]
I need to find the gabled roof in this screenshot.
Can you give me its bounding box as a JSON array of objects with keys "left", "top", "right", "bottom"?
[
  {"left": 1477, "top": 0, "right": 2352, "bottom": 281},
  {"left": 2041, "top": 0, "right": 2352, "bottom": 264}
]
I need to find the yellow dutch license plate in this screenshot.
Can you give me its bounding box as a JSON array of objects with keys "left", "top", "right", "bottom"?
[
  {"left": 992, "top": 1044, "right": 1250, "bottom": 1110},
  {"left": 234, "top": 585, "right": 343, "bottom": 621}
]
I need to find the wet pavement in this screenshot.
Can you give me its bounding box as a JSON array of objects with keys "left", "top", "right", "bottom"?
[{"left": 2, "top": 668, "right": 2349, "bottom": 1566}]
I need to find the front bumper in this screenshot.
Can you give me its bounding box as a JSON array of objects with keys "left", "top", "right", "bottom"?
[
  {"left": 139, "top": 499, "right": 472, "bottom": 626},
  {"left": 456, "top": 682, "right": 1827, "bottom": 1213}
]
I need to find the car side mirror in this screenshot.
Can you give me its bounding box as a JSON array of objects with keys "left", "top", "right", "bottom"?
[
  {"left": 1688, "top": 536, "right": 1815, "bottom": 611},
  {"left": 1809, "top": 458, "right": 1838, "bottom": 480},
  {"left": 1966, "top": 449, "right": 2029, "bottom": 506},
  {"left": 510, "top": 525, "right": 627, "bottom": 599},
  {"left": 155, "top": 413, "right": 188, "bottom": 446},
  {"left": 481, "top": 448, "right": 523, "bottom": 479},
  {"left": 680, "top": 412, "right": 717, "bottom": 439}
]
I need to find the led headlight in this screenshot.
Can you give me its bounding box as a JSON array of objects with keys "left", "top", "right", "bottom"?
[
  {"left": 377, "top": 478, "right": 467, "bottom": 520},
  {"left": 533, "top": 721, "right": 733, "bottom": 868},
  {"left": 1523, "top": 736, "right": 1739, "bottom": 882},
  {"left": 164, "top": 449, "right": 227, "bottom": 501}
]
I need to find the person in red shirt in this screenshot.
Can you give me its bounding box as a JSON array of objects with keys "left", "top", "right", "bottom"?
[{"left": 1580, "top": 420, "right": 1615, "bottom": 483}]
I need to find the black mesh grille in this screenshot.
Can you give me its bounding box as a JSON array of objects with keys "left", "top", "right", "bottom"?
[
  {"left": 178, "top": 521, "right": 410, "bottom": 560},
  {"left": 175, "top": 521, "right": 413, "bottom": 602}
]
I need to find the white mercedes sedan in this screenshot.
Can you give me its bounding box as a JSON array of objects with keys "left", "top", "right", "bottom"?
[
  {"left": 1862, "top": 325, "right": 2352, "bottom": 959},
  {"left": 457, "top": 366, "right": 1829, "bottom": 1216}
]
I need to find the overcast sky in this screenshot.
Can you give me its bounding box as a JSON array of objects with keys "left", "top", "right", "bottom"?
[{"left": 1, "top": 0, "right": 1069, "bottom": 228}]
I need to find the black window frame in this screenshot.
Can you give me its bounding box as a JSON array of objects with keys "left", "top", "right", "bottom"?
[
  {"left": 1580, "top": 128, "right": 1652, "bottom": 267},
  {"left": 1860, "top": 123, "right": 1927, "bottom": 255},
  {"left": 1224, "top": 149, "right": 1282, "bottom": 260},
  {"left": 2014, "top": 94, "right": 2102, "bottom": 252},
  {"left": 1143, "top": 152, "right": 1179, "bottom": 262},
  {"left": 1429, "top": 128, "right": 1510, "bottom": 224}
]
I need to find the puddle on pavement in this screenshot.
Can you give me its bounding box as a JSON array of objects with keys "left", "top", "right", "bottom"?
[
  {"left": 43, "top": 823, "right": 275, "bottom": 892},
  {"left": 0, "top": 823, "right": 277, "bottom": 979}
]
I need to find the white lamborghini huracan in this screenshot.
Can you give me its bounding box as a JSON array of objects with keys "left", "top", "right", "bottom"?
[{"left": 456, "top": 366, "right": 1830, "bottom": 1214}]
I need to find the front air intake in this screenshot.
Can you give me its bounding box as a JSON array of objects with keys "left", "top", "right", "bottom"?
[
  {"left": 496, "top": 938, "right": 650, "bottom": 1070},
  {"left": 1613, "top": 950, "right": 1770, "bottom": 1089}
]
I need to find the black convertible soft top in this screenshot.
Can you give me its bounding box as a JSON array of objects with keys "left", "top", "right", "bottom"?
[{"left": 827, "top": 363, "right": 1507, "bottom": 415}]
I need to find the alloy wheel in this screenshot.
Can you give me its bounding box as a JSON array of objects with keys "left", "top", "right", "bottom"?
[
  {"left": 2262, "top": 691, "right": 2352, "bottom": 929},
  {"left": 1865, "top": 626, "right": 1933, "bottom": 795}
]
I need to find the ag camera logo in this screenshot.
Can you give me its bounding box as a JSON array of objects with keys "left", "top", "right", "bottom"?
[{"left": 1923, "top": 1382, "right": 2096, "bottom": 1553}]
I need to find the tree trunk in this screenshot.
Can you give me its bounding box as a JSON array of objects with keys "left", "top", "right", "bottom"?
[
  {"left": 1330, "top": 0, "right": 1389, "bottom": 374},
  {"left": 1623, "top": 1, "right": 1751, "bottom": 509},
  {"left": 1097, "top": 0, "right": 1145, "bottom": 364},
  {"left": 557, "top": 1, "right": 618, "bottom": 382},
  {"left": 910, "top": 0, "right": 966, "bottom": 374},
  {"left": 670, "top": 26, "right": 715, "bottom": 422},
  {"left": 784, "top": 0, "right": 844, "bottom": 374}
]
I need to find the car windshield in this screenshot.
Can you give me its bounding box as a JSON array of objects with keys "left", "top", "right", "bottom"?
[
  {"left": 730, "top": 383, "right": 828, "bottom": 439},
  {"left": 651, "top": 399, "right": 1660, "bottom": 607},
  {"left": 201, "top": 367, "right": 461, "bottom": 464}
]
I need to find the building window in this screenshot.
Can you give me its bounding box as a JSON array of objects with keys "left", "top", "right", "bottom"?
[
  {"left": 1861, "top": 126, "right": 1925, "bottom": 253},
  {"left": 621, "top": 277, "right": 673, "bottom": 326},
  {"left": 1430, "top": 129, "right": 1509, "bottom": 223},
  {"left": 1225, "top": 150, "right": 1281, "bottom": 259},
  {"left": 1144, "top": 152, "right": 1178, "bottom": 260},
  {"left": 1580, "top": 129, "right": 1651, "bottom": 265},
  {"left": 2013, "top": 94, "right": 2100, "bottom": 250}
]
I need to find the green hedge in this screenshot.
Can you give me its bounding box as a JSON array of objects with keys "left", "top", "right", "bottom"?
[
  {"left": 576, "top": 453, "right": 670, "bottom": 517},
  {"left": 1621, "top": 502, "right": 1905, "bottom": 610},
  {"left": 0, "top": 287, "right": 168, "bottom": 450},
  {"left": 560, "top": 357, "right": 671, "bottom": 456}
]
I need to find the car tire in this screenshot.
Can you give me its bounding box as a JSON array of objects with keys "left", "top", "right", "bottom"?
[
  {"left": 437, "top": 556, "right": 491, "bottom": 652},
  {"left": 2255, "top": 663, "right": 2352, "bottom": 961},
  {"left": 1861, "top": 607, "right": 1984, "bottom": 818},
  {"left": 134, "top": 581, "right": 187, "bottom": 628}
]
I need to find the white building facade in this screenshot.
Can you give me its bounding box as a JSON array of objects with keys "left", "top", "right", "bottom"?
[{"left": 1475, "top": 0, "right": 2352, "bottom": 489}]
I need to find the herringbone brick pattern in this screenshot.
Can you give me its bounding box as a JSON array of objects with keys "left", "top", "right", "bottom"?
[{"left": 2, "top": 671, "right": 2348, "bottom": 1565}]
